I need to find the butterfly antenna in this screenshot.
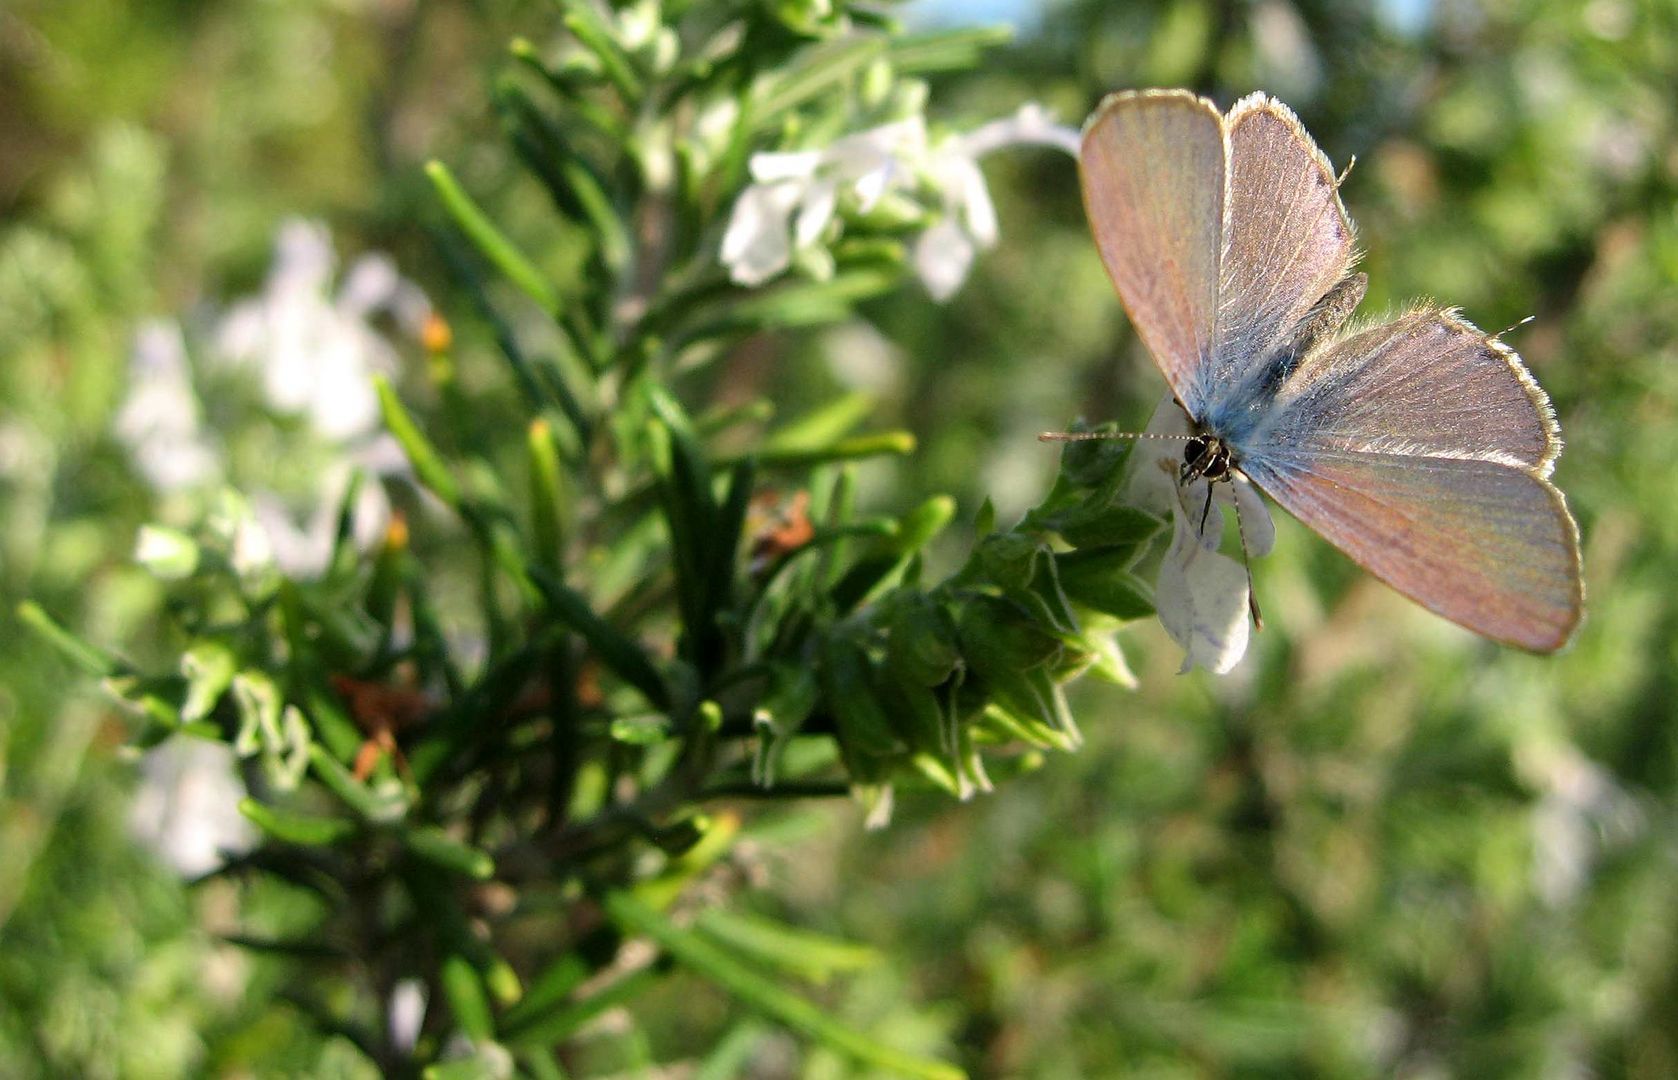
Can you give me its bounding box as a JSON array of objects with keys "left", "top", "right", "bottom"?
[
  {"left": 1232, "top": 491, "right": 1265, "bottom": 631},
  {"left": 1494, "top": 314, "right": 1536, "bottom": 340},
  {"left": 1038, "top": 430, "right": 1195, "bottom": 443},
  {"left": 1336, "top": 155, "right": 1357, "bottom": 188}
]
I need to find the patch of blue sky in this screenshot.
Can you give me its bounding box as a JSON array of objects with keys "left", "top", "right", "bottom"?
[
  {"left": 1376, "top": 0, "right": 1435, "bottom": 36},
  {"left": 905, "top": 0, "right": 1042, "bottom": 32}
]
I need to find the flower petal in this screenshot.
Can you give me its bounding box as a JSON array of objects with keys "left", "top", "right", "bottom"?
[
  {"left": 231, "top": 510, "right": 276, "bottom": 578},
  {"left": 1181, "top": 474, "right": 1227, "bottom": 552},
  {"left": 748, "top": 150, "right": 820, "bottom": 183},
  {"left": 1123, "top": 393, "right": 1195, "bottom": 514},
  {"left": 269, "top": 218, "right": 337, "bottom": 295},
  {"left": 129, "top": 738, "right": 256, "bottom": 878},
  {"left": 946, "top": 156, "right": 999, "bottom": 248},
  {"left": 720, "top": 181, "right": 802, "bottom": 286},
  {"left": 250, "top": 492, "right": 335, "bottom": 580},
  {"left": 115, "top": 321, "right": 223, "bottom": 493},
  {"left": 310, "top": 320, "right": 395, "bottom": 440},
  {"left": 388, "top": 980, "right": 429, "bottom": 1055},
  {"left": 338, "top": 254, "right": 401, "bottom": 316},
  {"left": 794, "top": 178, "right": 839, "bottom": 248},
  {"left": 1156, "top": 509, "right": 1252, "bottom": 674},
  {"left": 912, "top": 218, "right": 977, "bottom": 301},
  {"left": 824, "top": 117, "right": 925, "bottom": 177},
  {"left": 851, "top": 160, "right": 899, "bottom": 211},
  {"left": 957, "top": 102, "right": 1082, "bottom": 158}
]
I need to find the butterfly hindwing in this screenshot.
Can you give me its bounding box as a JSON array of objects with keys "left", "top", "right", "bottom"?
[
  {"left": 1243, "top": 450, "right": 1580, "bottom": 650},
  {"left": 1260, "top": 309, "right": 1560, "bottom": 469}
]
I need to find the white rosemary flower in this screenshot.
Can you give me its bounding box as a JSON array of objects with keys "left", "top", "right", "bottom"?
[
  {"left": 914, "top": 103, "right": 1082, "bottom": 300},
  {"left": 122, "top": 221, "right": 425, "bottom": 582},
  {"left": 215, "top": 218, "right": 429, "bottom": 440},
  {"left": 721, "top": 117, "right": 925, "bottom": 287},
  {"left": 246, "top": 455, "right": 396, "bottom": 581},
  {"left": 721, "top": 103, "right": 1080, "bottom": 300},
  {"left": 114, "top": 320, "right": 222, "bottom": 494},
  {"left": 129, "top": 737, "right": 256, "bottom": 878}
]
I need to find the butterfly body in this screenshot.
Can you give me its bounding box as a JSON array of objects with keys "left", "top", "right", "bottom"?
[{"left": 1079, "top": 89, "right": 1583, "bottom": 652}]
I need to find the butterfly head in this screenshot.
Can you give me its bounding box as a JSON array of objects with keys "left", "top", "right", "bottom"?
[{"left": 1181, "top": 433, "right": 1235, "bottom": 485}]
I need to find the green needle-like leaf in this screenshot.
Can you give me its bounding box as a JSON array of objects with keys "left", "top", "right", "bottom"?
[
  {"left": 402, "top": 825, "right": 496, "bottom": 880},
  {"left": 751, "top": 36, "right": 887, "bottom": 127},
  {"left": 559, "top": 6, "right": 643, "bottom": 101},
  {"left": 889, "top": 25, "right": 1014, "bottom": 72},
  {"left": 694, "top": 908, "right": 881, "bottom": 985},
  {"left": 603, "top": 891, "right": 965, "bottom": 1080},
  {"left": 16, "top": 601, "right": 124, "bottom": 677},
  {"left": 440, "top": 952, "right": 496, "bottom": 1042},
  {"left": 375, "top": 375, "right": 463, "bottom": 510},
  {"left": 237, "top": 799, "right": 358, "bottom": 847},
  {"left": 528, "top": 418, "right": 570, "bottom": 578},
  {"left": 425, "top": 159, "right": 561, "bottom": 314},
  {"left": 529, "top": 568, "right": 671, "bottom": 710}
]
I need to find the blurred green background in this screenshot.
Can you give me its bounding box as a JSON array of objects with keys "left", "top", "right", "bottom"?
[{"left": 4, "top": 0, "right": 1677, "bottom": 1075}]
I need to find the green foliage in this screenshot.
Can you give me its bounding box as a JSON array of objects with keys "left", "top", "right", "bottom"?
[{"left": 9, "top": 0, "right": 1157, "bottom": 1074}]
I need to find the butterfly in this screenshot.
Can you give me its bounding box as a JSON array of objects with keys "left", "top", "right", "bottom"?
[{"left": 1061, "top": 89, "right": 1582, "bottom": 652}]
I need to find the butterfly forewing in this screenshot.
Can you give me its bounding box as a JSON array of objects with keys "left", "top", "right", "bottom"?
[
  {"left": 1240, "top": 312, "right": 1582, "bottom": 651},
  {"left": 1214, "top": 96, "right": 1357, "bottom": 392},
  {"left": 1080, "top": 91, "right": 1225, "bottom": 415}
]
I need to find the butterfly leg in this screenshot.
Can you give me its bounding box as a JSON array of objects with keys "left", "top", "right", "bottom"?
[{"left": 1232, "top": 489, "right": 1264, "bottom": 631}]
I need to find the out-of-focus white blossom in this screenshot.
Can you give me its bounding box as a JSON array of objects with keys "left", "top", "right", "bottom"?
[
  {"left": 216, "top": 219, "right": 429, "bottom": 440},
  {"left": 129, "top": 737, "right": 256, "bottom": 878},
  {"left": 1518, "top": 740, "right": 1643, "bottom": 906},
  {"left": 1126, "top": 394, "right": 1273, "bottom": 674},
  {"left": 720, "top": 103, "right": 1079, "bottom": 300},
  {"left": 114, "top": 320, "right": 222, "bottom": 493},
  {"left": 120, "top": 221, "right": 424, "bottom": 583},
  {"left": 0, "top": 420, "right": 50, "bottom": 481},
  {"left": 244, "top": 440, "right": 401, "bottom": 580},
  {"left": 389, "top": 979, "right": 429, "bottom": 1055}
]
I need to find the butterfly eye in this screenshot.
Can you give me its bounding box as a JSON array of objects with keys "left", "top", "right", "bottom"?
[{"left": 1182, "top": 436, "right": 1207, "bottom": 466}]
